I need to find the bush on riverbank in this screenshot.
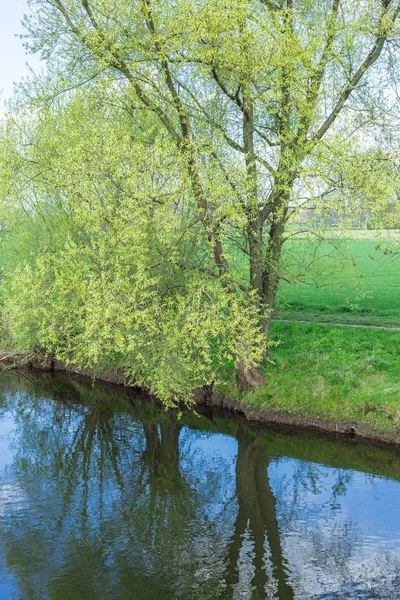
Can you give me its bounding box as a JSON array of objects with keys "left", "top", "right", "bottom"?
[{"left": 0, "top": 95, "right": 264, "bottom": 406}]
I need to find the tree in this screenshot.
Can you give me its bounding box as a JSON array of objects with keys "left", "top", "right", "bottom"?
[
  {"left": 0, "top": 93, "right": 265, "bottom": 403},
  {"left": 3, "top": 0, "right": 400, "bottom": 389}
]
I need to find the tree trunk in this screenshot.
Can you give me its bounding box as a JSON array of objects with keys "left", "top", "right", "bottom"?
[
  {"left": 236, "top": 355, "right": 265, "bottom": 390},
  {"left": 242, "top": 83, "right": 263, "bottom": 300},
  {"left": 262, "top": 184, "right": 293, "bottom": 343},
  {"left": 235, "top": 89, "right": 267, "bottom": 389}
]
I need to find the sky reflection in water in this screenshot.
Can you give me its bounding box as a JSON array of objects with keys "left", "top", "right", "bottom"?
[{"left": 0, "top": 370, "right": 399, "bottom": 599}]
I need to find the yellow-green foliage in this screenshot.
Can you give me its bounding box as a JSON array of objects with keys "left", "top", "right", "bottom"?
[
  {"left": 0, "top": 94, "right": 264, "bottom": 405},
  {"left": 1, "top": 0, "right": 400, "bottom": 404}
]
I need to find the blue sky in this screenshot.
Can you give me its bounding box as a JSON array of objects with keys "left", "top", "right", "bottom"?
[{"left": 0, "top": 0, "right": 42, "bottom": 104}]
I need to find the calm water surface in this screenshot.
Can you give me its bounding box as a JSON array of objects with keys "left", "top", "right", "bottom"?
[{"left": 0, "top": 370, "right": 399, "bottom": 599}]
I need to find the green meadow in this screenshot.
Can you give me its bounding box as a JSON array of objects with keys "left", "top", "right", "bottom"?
[
  {"left": 276, "top": 237, "right": 400, "bottom": 327},
  {"left": 245, "top": 321, "right": 400, "bottom": 432},
  {"left": 220, "top": 235, "right": 400, "bottom": 433}
]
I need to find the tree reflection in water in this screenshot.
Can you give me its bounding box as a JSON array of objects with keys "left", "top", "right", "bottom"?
[
  {"left": 221, "top": 427, "right": 293, "bottom": 599},
  {"left": 0, "top": 370, "right": 399, "bottom": 600}
]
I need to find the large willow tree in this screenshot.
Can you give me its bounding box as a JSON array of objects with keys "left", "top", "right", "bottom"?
[{"left": 2, "top": 0, "right": 400, "bottom": 393}]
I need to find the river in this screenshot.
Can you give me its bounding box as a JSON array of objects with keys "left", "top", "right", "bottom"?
[{"left": 0, "top": 369, "right": 399, "bottom": 599}]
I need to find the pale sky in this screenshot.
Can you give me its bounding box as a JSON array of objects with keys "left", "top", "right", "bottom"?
[{"left": 0, "top": 0, "right": 42, "bottom": 105}]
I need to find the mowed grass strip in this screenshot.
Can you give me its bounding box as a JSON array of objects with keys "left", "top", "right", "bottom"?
[
  {"left": 242, "top": 322, "right": 400, "bottom": 432},
  {"left": 276, "top": 238, "right": 400, "bottom": 327}
]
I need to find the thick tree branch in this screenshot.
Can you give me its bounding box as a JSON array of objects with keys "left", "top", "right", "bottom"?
[
  {"left": 311, "top": 1, "right": 400, "bottom": 144},
  {"left": 211, "top": 67, "right": 243, "bottom": 109},
  {"left": 140, "top": 0, "right": 231, "bottom": 279},
  {"left": 296, "top": 0, "right": 340, "bottom": 141}
]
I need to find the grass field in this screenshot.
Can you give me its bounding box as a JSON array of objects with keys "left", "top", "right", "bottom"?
[
  {"left": 229, "top": 236, "right": 400, "bottom": 434},
  {"left": 275, "top": 238, "right": 400, "bottom": 327},
  {"left": 239, "top": 321, "right": 400, "bottom": 433}
]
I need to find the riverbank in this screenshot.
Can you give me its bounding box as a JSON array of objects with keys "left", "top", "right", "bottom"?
[
  {"left": 238, "top": 322, "right": 400, "bottom": 445},
  {"left": 1, "top": 320, "right": 400, "bottom": 447}
]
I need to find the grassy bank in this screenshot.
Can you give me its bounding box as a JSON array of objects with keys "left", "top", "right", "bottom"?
[
  {"left": 234, "top": 237, "right": 400, "bottom": 437},
  {"left": 2, "top": 237, "right": 400, "bottom": 439},
  {"left": 236, "top": 321, "right": 400, "bottom": 434},
  {"left": 1, "top": 320, "right": 400, "bottom": 441}
]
